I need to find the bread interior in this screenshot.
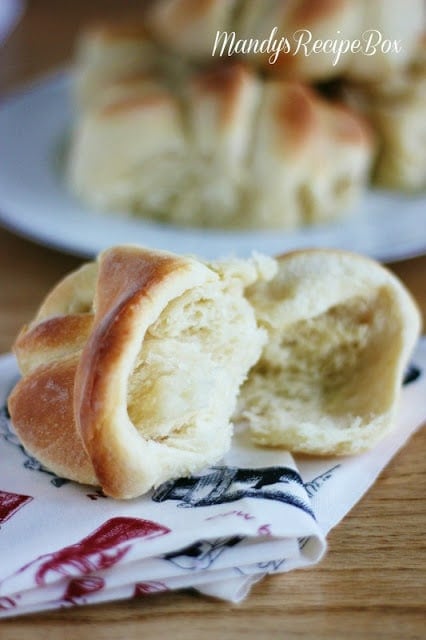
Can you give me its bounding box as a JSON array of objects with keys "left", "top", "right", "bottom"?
[
  {"left": 127, "top": 274, "right": 264, "bottom": 446},
  {"left": 239, "top": 286, "right": 402, "bottom": 453}
]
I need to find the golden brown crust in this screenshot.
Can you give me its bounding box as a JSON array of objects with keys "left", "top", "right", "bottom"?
[
  {"left": 14, "top": 315, "right": 94, "bottom": 376},
  {"left": 75, "top": 246, "right": 200, "bottom": 497},
  {"left": 274, "top": 83, "right": 318, "bottom": 149},
  {"left": 273, "top": 83, "right": 372, "bottom": 150},
  {"left": 12, "top": 262, "right": 97, "bottom": 376},
  {"left": 35, "top": 263, "right": 97, "bottom": 320},
  {"left": 8, "top": 356, "right": 97, "bottom": 484},
  {"left": 190, "top": 62, "right": 254, "bottom": 130}
]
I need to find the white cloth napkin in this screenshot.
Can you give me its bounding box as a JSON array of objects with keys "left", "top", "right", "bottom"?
[
  {"left": 0, "top": 338, "right": 425, "bottom": 618},
  {"left": 0, "top": 0, "right": 24, "bottom": 45}
]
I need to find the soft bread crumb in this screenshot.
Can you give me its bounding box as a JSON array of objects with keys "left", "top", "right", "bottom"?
[
  {"left": 127, "top": 274, "right": 267, "bottom": 445},
  {"left": 236, "top": 250, "right": 421, "bottom": 455}
]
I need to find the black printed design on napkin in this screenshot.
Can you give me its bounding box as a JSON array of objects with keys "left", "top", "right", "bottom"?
[
  {"left": 0, "top": 405, "right": 68, "bottom": 488},
  {"left": 152, "top": 466, "right": 314, "bottom": 518},
  {"left": 304, "top": 465, "right": 341, "bottom": 499},
  {"left": 403, "top": 364, "right": 422, "bottom": 386},
  {"left": 163, "top": 536, "right": 243, "bottom": 571}
]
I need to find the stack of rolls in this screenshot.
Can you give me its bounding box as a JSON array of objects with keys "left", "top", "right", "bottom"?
[
  {"left": 67, "top": 0, "right": 425, "bottom": 229},
  {"left": 69, "top": 62, "right": 373, "bottom": 229}
]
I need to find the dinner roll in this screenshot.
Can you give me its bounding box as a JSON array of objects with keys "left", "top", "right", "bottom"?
[
  {"left": 237, "top": 249, "right": 421, "bottom": 455},
  {"left": 342, "top": 40, "right": 426, "bottom": 191},
  {"left": 74, "top": 21, "right": 164, "bottom": 110},
  {"left": 243, "top": 80, "right": 373, "bottom": 227},
  {"left": 147, "top": 0, "right": 238, "bottom": 61},
  {"left": 9, "top": 246, "right": 273, "bottom": 498},
  {"left": 68, "top": 79, "right": 188, "bottom": 215}
]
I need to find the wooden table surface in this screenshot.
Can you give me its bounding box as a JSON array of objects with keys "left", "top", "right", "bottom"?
[{"left": 0, "top": 2, "right": 425, "bottom": 638}]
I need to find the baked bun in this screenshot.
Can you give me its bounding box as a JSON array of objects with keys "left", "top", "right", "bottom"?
[
  {"left": 243, "top": 81, "right": 373, "bottom": 227},
  {"left": 73, "top": 19, "right": 195, "bottom": 112},
  {"left": 147, "top": 0, "right": 238, "bottom": 61},
  {"left": 74, "top": 22, "right": 163, "bottom": 110},
  {"left": 147, "top": 0, "right": 424, "bottom": 82},
  {"left": 8, "top": 246, "right": 272, "bottom": 498},
  {"left": 237, "top": 249, "right": 421, "bottom": 455},
  {"left": 68, "top": 63, "right": 373, "bottom": 229},
  {"left": 68, "top": 77, "right": 187, "bottom": 215},
  {"left": 342, "top": 40, "right": 426, "bottom": 191}
]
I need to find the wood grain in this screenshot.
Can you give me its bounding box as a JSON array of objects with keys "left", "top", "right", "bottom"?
[{"left": 0, "top": 2, "right": 425, "bottom": 638}]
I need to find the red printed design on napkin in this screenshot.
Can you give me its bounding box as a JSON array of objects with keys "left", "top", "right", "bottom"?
[
  {"left": 12, "top": 517, "right": 170, "bottom": 587},
  {"left": 63, "top": 576, "right": 105, "bottom": 604},
  {"left": 0, "top": 596, "right": 17, "bottom": 610},
  {"left": 0, "top": 490, "right": 32, "bottom": 525},
  {"left": 133, "top": 581, "right": 168, "bottom": 597}
]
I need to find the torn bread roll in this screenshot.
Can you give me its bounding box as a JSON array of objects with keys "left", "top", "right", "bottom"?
[
  {"left": 8, "top": 246, "right": 273, "bottom": 499},
  {"left": 237, "top": 249, "right": 421, "bottom": 455}
]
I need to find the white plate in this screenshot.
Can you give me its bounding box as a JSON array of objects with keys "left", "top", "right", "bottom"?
[{"left": 0, "top": 71, "right": 425, "bottom": 261}]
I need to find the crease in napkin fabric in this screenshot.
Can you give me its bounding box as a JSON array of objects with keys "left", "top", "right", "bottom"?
[{"left": 0, "top": 338, "right": 425, "bottom": 618}]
